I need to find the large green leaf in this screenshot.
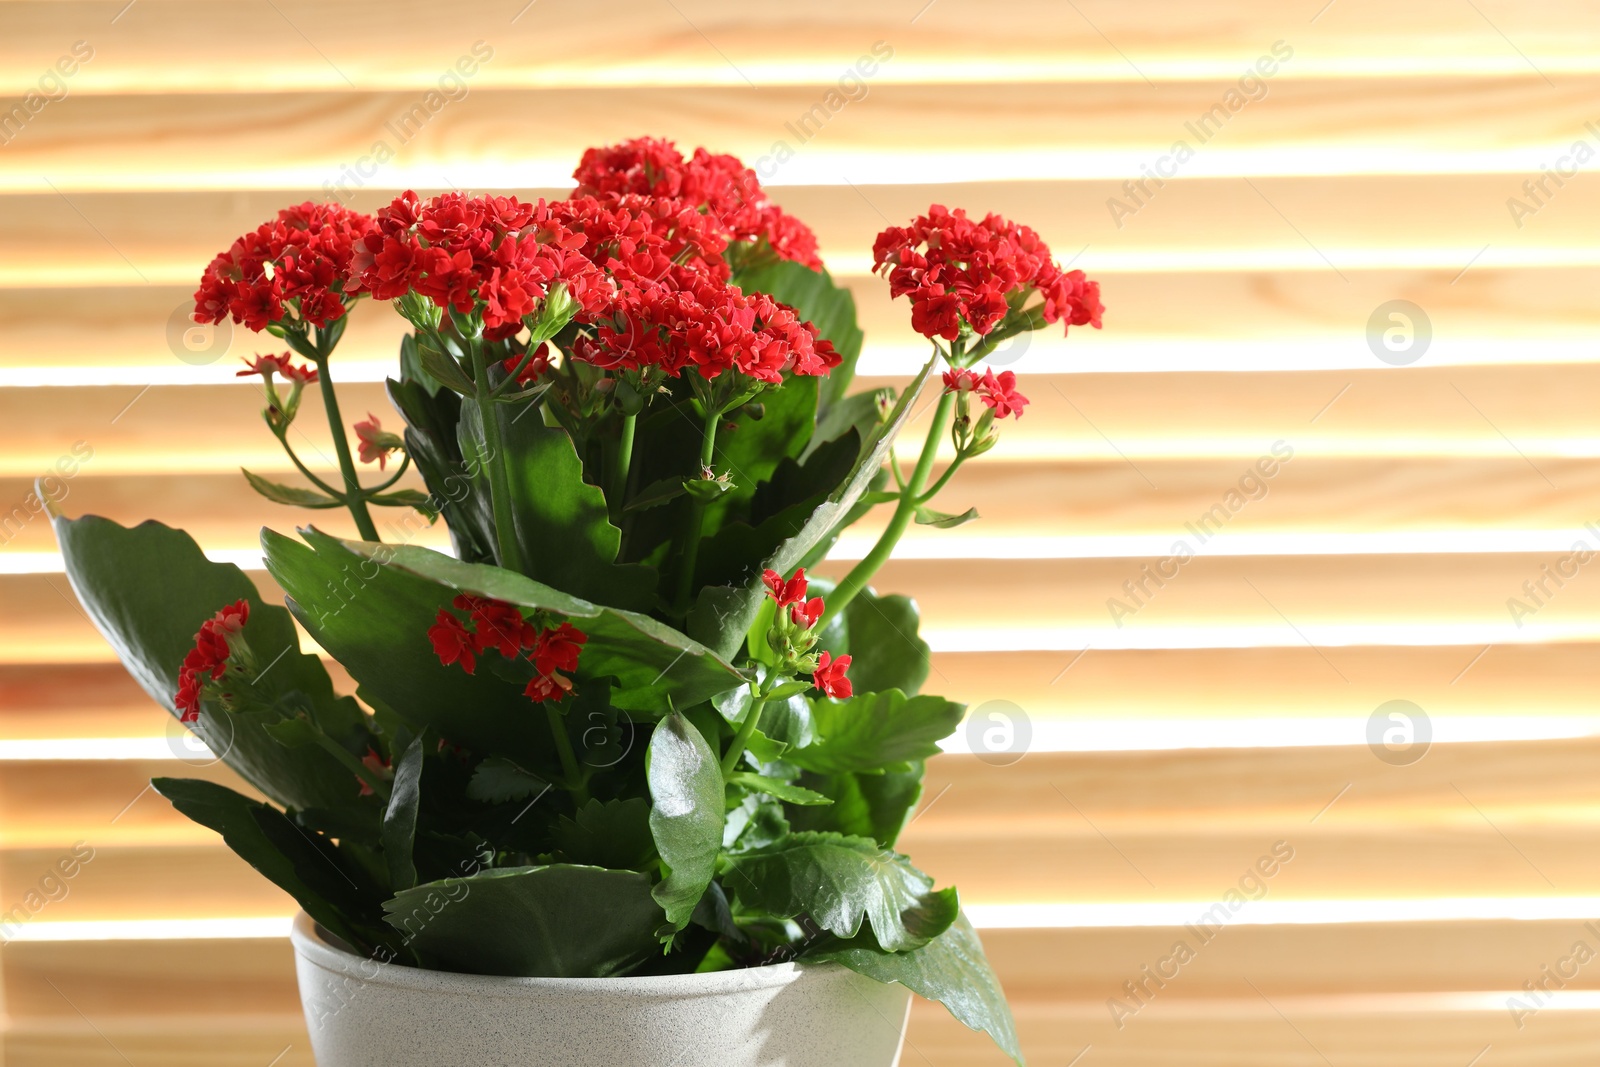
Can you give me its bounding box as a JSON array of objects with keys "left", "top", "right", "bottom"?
[
  {"left": 465, "top": 409, "right": 656, "bottom": 611},
  {"left": 52, "top": 514, "right": 369, "bottom": 813},
  {"left": 822, "top": 587, "right": 932, "bottom": 697},
  {"left": 733, "top": 260, "right": 864, "bottom": 415},
  {"left": 721, "top": 830, "right": 937, "bottom": 952},
  {"left": 688, "top": 354, "right": 939, "bottom": 659},
  {"left": 152, "top": 777, "right": 390, "bottom": 953},
  {"left": 553, "top": 797, "right": 655, "bottom": 870},
  {"left": 787, "top": 762, "right": 926, "bottom": 849},
  {"left": 787, "top": 690, "right": 963, "bottom": 775},
  {"left": 806, "top": 912, "right": 1023, "bottom": 1065},
  {"left": 261, "top": 531, "right": 744, "bottom": 747},
  {"left": 381, "top": 865, "right": 662, "bottom": 977},
  {"left": 386, "top": 374, "right": 494, "bottom": 564},
  {"left": 647, "top": 713, "right": 725, "bottom": 931}
]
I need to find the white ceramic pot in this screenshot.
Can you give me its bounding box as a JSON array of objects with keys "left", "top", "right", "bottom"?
[{"left": 290, "top": 912, "right": 911, "bottom": 1067}]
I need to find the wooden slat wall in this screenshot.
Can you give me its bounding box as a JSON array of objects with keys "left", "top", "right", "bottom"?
[{"left": 4, "top": 1, "right": 1600, "bottom": 1063}]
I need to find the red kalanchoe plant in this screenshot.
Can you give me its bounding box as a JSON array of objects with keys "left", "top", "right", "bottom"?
[{"left": 52, "top": 138, "right": 1107, "bottom": 1067}]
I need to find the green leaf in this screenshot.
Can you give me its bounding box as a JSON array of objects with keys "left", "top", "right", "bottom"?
[
  {"left": 382, "top": 737, "right": 425, "bottom": 891},
  {"left": 386, "top": 375, "right": 493, "bottom": 563},
  {"left": 52, "top": 514, "right": 370, "bottom": 813},
  {"left": 465, "top": 757, "right": 548, "bottom": 804},
  {"left": 727, "top": 772, "right": 831, "bottom": 806},
  {"left": 689, "top": 353, "right": 940, "bottom": 660},
  {"left": 369, "top": 488, "right": 437, "bottom": 515},
  {"left": 722, "top": 830, "right": 937, "bottom": 951},
  {"left": 152, "top": 777, "right": 388, "bottom": 952},
  {"left": 806, "top": 912, "right": 1023, "bottom": 1066},
  {"left": 464, "top": 407, "right": 656, "bottom": 611},
  {"left": 553, "top": 797, "right": 655, "bottom": 870},
  {"left": 416, "top": 339, "right": 476, "bottom": 395},
  {"left": 914, "top": 505, "right": 980, "bottom": 529},
  {"left": 732, "top": 260, "right": 864, "bottom": 416},
  {"left": 647, "top": 713, "right": 725, "bottom": 932},
  {"left": 840, "top": 589, "right": 932, "bottom": 697},
  {"left": 241, "top": 469, "right": 342, "bottom": 509},
  {"left": 787, "top": 762, "right": 926, "bottom": 849},
  {"left": 382, "top": 865, "right": 663, "bottom": 977},
  {"left": 788, "top": 690, "right": 963, "bottom": 775},
  {"left": 262, "top": 531, "right": 743, "bottom": 738}
]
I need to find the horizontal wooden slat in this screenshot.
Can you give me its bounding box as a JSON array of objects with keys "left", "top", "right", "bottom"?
[
  {"left": 4, "top": 0, "right": 1597, "bottom": 97},
  {"left": 9, "top": 175, "right": 1600, "bottom": 289},
  {"left": 15, "top": 545, "right": 1600, "bottom": 661},
  {"left": 7, "top": 367, "right": 1600, "bottom": 484},
  {"left": 0, "top": 76, "right": 1593, "bottom": 194},
  {"left": 8, "top": 740, "right": 1600, "bottom": 907},
  {"left": 7, "top": 455, "right": 1600, "bottom": 558}
]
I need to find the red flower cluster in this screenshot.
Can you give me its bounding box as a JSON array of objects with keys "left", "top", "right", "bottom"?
[
  {"left": 553, "top": 193, "right": 731, "bottom": 285},
  {"left": 195, "top": 202, "right": 372, "bottom": 332},
  {"left": 426, "top": 595, "right": 588, "bottom": 704},
  {"left": 873, "top": 205, "right": 1104, "bottom": 342},
  {"left": 574, "top": 137, "right": 822, "bottom": 270},
  {"left": 175, "top": 599, "right": 250, "bottom": 723},
  {"left": 761, "top": 568, "right": 852, "bottom": 698},
  {"left": 942, "top": 367, "right": 1030, "bottom": 419},
  {"left": 237, "top": 353, "right": 319, "bottom": 383},
  {"left": 347, "top": 192, "right": 610, "bottom": 342},
  {"left": 574, "top": 264, "right": 839, "bottom": 383}
]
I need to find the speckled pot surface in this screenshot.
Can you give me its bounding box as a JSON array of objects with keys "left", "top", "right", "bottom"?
[{"left": 290, "top": 912, "right": 911, "bottom": 1067}]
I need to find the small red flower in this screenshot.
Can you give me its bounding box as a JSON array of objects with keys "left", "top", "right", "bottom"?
[
  {"left": 942, "top": 368, "right": 979, "bottom": 394},
  {"left": 530, "top": 622, "right": 587, "bottom": 677},
  {"left": 427, "top": 609, "right": 477, "bottom": 674},
  {"left": 501, "top": 341, "right": 552, "bottom": 386},
  {"left": 174, "top": 599, "right": 250, "bottom": 722},
  {"left": 976, "top": 369, "right": 1029, "bottom": 419},
  {"left": 354, "top": 413, "right": 398, "bottom": 469},
  {"left": 461, "top": 597, "right": 537, "bottom": 658},
  {"left": 812, "top": 651, "right": 852, "bottom": 699},
  {"left": 237, "top": 352, "right": 319, "bottom": 383},
  {"left": 762, "top": 568, "right": 808, "bottom": 608},
  {"left": 524, "top": 672, "right": 575, "bottom": 703},
  {"left": 790, "top": 597, "right": 824, "bottom": 630}
]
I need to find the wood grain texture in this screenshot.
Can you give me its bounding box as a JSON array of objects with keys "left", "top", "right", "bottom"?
[
  {"left": 4, "top": 0, "right": 1598, "bottom": 96},
  {"left": 0, "top": 76, "right": 1593, "bottom": 194}
]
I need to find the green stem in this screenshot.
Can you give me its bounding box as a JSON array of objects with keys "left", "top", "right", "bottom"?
[
  {"left": 672, "top": 403, "right": 723, "bottom": 616},
  {"left": 545, "top": 703, "right": 589, "bottom": 802},
  {"left": 721, "top": 681, "right": 772, "bottom": 775},
  {"left": 467, "top": 338, "right": 526, "bottom": 573},
  {"left": 275, "top": 430, "right": 349, "bottom": 499},
  {"left": 826, "top": 389, "right": 957, "bottom": 621},
  {"left": 916, "top": 453, "right": 967, "bottom": 506},
  {"left": 311, "top": 356, "right": 381, "bottom": 542},
  {"left": 610, "top": 412, "right": 637, "bottom": 521}
]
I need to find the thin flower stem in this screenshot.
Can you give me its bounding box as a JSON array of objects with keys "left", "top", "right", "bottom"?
[
  {"left": 825, "top": 389, "right": 957, "bottom": 621},
  {"left": 364, "top": 452, "right": 412, "bottom": 494},
  {"left": 672, "top": 403, "right": 722, "bottom": 617},
  {"left": 721, "top": 679, "right": 773, "bottom": 775},
  {"left": 916, "top": 452, "right": 967, "bottom": 505},
  {"left": 467, "top": 339, "right": 526, "bottom": 573},
  {"left": 310, "top": 355, "right": 381, "bottom": 542},
  {"left": 610, "top": 411, "right": 637, "bottom": 521},
  {"left": 545, "top": 702, "right": 589, "bottom": 802},
  {"left": 275, "top": 432, "right": 348, "bottom": 499}
]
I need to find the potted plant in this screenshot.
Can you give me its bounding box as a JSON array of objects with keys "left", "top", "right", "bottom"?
[{"left": 50, "top": 137, "right": 1101, "bottom": 1067}]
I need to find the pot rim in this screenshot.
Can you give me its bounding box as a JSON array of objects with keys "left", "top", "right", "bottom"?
[{"left": 290, "top": 911, "right": 829, "bottom": 997}]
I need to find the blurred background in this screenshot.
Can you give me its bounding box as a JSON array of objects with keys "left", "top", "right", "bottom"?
[{"left": 3, "top": 1, "right": 1600, "bottom": 1063}]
